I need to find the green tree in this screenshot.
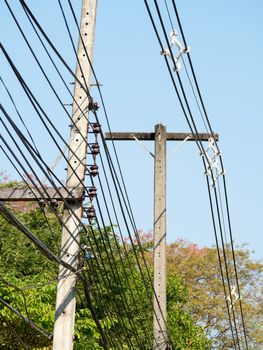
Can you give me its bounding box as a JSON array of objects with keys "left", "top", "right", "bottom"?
[
  {"left": 0, "top": 204, "right": 211, "bottom": 349},
  {"left": 167, "top": 239, "right": 263, "bottom": 349}
]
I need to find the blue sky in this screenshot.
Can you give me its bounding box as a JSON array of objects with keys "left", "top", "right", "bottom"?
[{"left": 1, "top": 1, "right": 262, "bottom": 259}]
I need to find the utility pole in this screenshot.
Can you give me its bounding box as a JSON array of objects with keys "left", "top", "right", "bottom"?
[
  {"left": 0, "top": 1, "right": 97, "bottom": 347},
  {"left": 105, "top": 125, "right": 218, "bottom": 349},
  {"left": 52, "top": 1, "right": 97, "bottom": 349},
  {"left": 153, "top": 124, "right": 167, "bottom": 349}
]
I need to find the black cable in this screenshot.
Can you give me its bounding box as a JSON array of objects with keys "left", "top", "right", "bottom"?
[
  {"left": 0, "top": 275, "right": 31, "bottom": 331},
  {"left": 15, "top": 0, "right": 97, "bottom": 138},
  {"left": 0, "top": 114, "right": 140, "bottom": 348},
  {"left": 0, "top": 266, "right": 123, "bottom": 350},
  {"left": 86, "top": 228, "right": 141, "bottom": 349},
  {"left": 0, "top": 76, "right": 40, "bottom": 155},
  {"left": 78, "top": 272, "right": 109, "bottom": 349},
  {"left": 152, "top": 0, "right": 207, "bottom": 152},
  {"left": 0, "top": 85, "right": 61, "bottom": 252},
  {"left": 0, "top": 296, "right": 52, "bottom": 340},
  {"left": 1, "top": 4, "right": 138, "bottom": 276},
  {"left": 0, "top": 49, "right": 110, "bottom": 253},
  {"left": 10, "top": 0, "right": 250, "bottom": 348},
  {"left": 0, "top": 120, "right": 142, "bottom": 348},
  {"left": 0, "top": 313, "right": 29, "bottom": 350},
  {"left": 218, "top": 183, "right": 231, "bottom": 259},
  {"left": 89, "top": 173, "right": 154, "bottom": 345},
  {"left": 1, "top": 104, "right": 124, "bottom": 311},
  {"left": 171, "top": 0, "right": 214, "bottom": 133},
  {"left": 0, "top": 198, "right": 114, "bottom": 347},
  {"left": 0, "top": 46, "right": 158, "bottom": 342},
  {"left": 0, "top": 110, "right": 122, "bottom": 300},
  {"left": 14, "top": 8, "right": 208, "bottom": 340},
  {"left": 0, "top": 106, "right": 83, "bottom": 247},
  {"left": 0, "top": 100, "right": 148, "bottom": 344},
  {"left": 18, "top": 0, "right": 92, "bottom": 100},
  {"left": 3, "top": 0, "right": 91, "bottom": 147},
  {"left": 171, "top": 2, "right": 249, "bottom": 347},
  {"left": 0, "top": 46, "right": 104, "bottom": 219},
  {"left": 213, "top": 185, "right": 241, "bottom": 349},
  {"left": 0, "top": 43, "right": 91, "bottom": 184},
  {"left": 26, "top": 0, "right": 169, "bottom": 337},
  {"left": 3, "top": 2, "right": 227, "bottom": 348},
  {"left": 4, "top": 1, "right": 170, "bottom": 344},
  {"left": 181, "top": 57, "right": 209, "bottom": 133},
  {"left": 222, "top": 175, "right": 249, "bottom": 348},
  {"left": 204, "top": 175, "right": 238, "bottom": 349},
  {"left": 17, "top": 4, "right": 163, "bottom": 328},
  {"left": 0, "top": 140, "right": 77, "bottom": 252},
  {"left": 97, "top": 156, "right": 155, "bottom": 339},
  {"left": 163, "top": 0, "right": 174, "bottom": 31},
  {"left": 65, "top": 0, "right": 144, "bottom": 259},
  {"left": 20, "top": 3, "right": 91, "bottom": 129},
  {"left": 163, "top": 2, "right": 209, "bottom": 133},
  {"left": 0, "top": 200, "right": 74, "bottom": 272},
  {"left": 143, "top": 1, "right": 244, "bottom": 347},
  {"left": 153, "top": 6, "right": 242, "bottom": 349},
  {"left": 66, "top": 0, "right": 156, "bottom": 275},
  {"left": 90, "top": 191, "right": 148, "bottom": 348},
  {"left": 143, "top": 1, "right": 203, "bottom": 153},
  {"left": 100, "top": 132, "right": 169, "bottom": 340}
]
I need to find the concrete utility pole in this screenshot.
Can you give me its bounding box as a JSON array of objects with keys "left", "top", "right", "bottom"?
[
  {"left": 53, "top": 1, "right": 97, "bottom": 349},
  {"left": 105, "top": 125, "right": 218, "bottom": 350},
  {"left": 153, "top": 124, "right": 167, "bottom": 349},
  {"left": 0, "top": 1, "right": 98, "bottom": 347}
]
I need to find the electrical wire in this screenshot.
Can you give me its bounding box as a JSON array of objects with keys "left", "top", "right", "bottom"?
[
  {"left": 0, "top": 296, "right": 52, "bottom": 340},
  {"left": 170, "top": 1, "right": 249, "bottom": 347},
  {"left": 0, "top": 107, "right": 153, "bottom": 348},
  {"left": 14, "top": 1, "right": 169, "bottom": 342},
  {"left": 0, "top": 89, "right": 155, "bottom": 346},
  {"left": 143, "top": 1, "right": 247, "bottom": 348},
  {"left": 0, "top": 115, "right": 136, "bottom": 348},
  {"left": 0, "top": 1, "right": 208, "bottom": 348},
  {"left": 0, "top": 313, "right": 30, "bottom": 350}
]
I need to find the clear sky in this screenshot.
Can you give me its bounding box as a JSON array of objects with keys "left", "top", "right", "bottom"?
[{"left": 1, "top": 1, "right": 262, "bottom": 260}]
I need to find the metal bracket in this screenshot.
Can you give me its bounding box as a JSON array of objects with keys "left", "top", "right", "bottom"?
[
  {"left": 131, "top": 133, "right": 155, "bottom": 158},
  {"left": 168, "top": 134, "right": 191, "bottom": 158},
  {"left": 201, "top": 137, "right": 224, "bottom": 187},
  {"left": 161, "top": 29, "right": 190, "bottom": 71}
]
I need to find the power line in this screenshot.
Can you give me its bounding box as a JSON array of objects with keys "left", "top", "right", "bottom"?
[
  {"left": 170, "top": 1, "right": 249, "bottom": 347},
  {"left": 143, "top": 1, "right": 248, "bottom": 348},
  {"left": 0, "top": 296, "right": 52, "bottom": 340},
  {"left": 1, "top": 90, "right": 156, "bottom": 348},
  {"left": 0, "top": 113, "right": 143, "bottom": 346},
  {"left": 0, "top": 59, "right": 159, "bottom": 345},
  {"left": 0, "top": 313, "right": 30, "bottom": 350},
  {"left": 14, "top": 1, "right": 169, "bottom": 341}
]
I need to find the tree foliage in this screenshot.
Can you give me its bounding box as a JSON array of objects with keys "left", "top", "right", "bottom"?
[
  {"left": 0, "top": 189, "right": 262, "bottom": 350},
  {"left": 0, "top": 204, "right": 211, "bottom": 349},
  {"left": 167, "top": 239, "right": 263, "bottom": 349}
]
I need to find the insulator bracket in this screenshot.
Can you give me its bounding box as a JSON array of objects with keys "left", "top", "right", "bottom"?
[{"left": 161, "top": 29, "right": 190, "bottom": 72}]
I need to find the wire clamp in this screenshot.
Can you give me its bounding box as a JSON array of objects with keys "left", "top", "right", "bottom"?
[
  {"left": 201, "top": 137, "right": 224, "bottom": 187},
  {"left": 160, "top": 29, "right": 190, "bottom": 71},
  {"left": 226, "top": 286, "right": 240, "bottom": 310}
]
